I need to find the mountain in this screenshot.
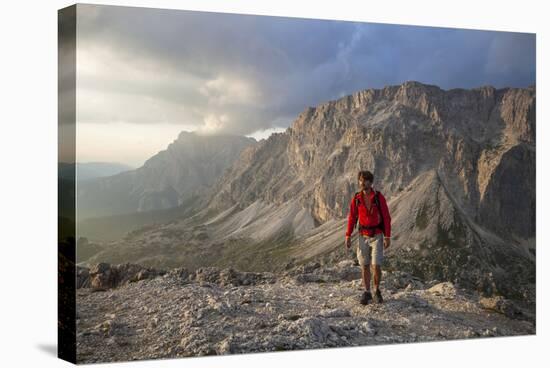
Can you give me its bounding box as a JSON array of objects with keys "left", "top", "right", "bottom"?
[
  {"left": 84, "top": 81, "right": 535, "bottom": 300},
  {"left": 59, "top": 162, "right": 134, "bottom": 181},
  {"left": 206, "top": 81, "right": 535, "bottom": 241},
  {"left": 76, "top": 132, "right": 256, "bottom": 219}
]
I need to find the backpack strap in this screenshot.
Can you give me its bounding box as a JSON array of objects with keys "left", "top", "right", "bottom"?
[
  {"left": 373, "top": 190, "right": 385, "bottom": 233},
  {"left": 373, "top": 190, "right": 380, "bottom": 210},
  {"left": 353, "top": 192, "right": 360, "bottom": 230}
]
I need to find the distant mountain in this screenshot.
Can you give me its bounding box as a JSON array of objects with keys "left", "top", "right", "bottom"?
[
  {"left": 76, "top": 131, "right": 256, "bottom": 219},
  {"left": 59, "top": 162, "right": 135, "bottom": 181},
  {"left": 85, "top": 81, "right": 535, "bottom": 300}
]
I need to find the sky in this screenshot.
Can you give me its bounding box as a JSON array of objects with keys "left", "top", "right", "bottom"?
[{"left": 68, "top": 4, "right": 536, "bottom": 167}]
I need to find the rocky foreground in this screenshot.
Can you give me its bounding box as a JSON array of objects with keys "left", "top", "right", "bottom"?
[{"left": 76, "top": 261, "right": 535, "bottom": 364}]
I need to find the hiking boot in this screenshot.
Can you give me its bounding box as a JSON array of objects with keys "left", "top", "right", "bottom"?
[
  {"left": 373, "top": 289, "right": 384, "bottom": 304},
  {"left": 360, "top": 290, "right": 372, "bottom": 305}
]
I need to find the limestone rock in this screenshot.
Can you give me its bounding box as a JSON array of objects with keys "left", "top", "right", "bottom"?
[{"left": 479, "top": 296, "right": 523, "bottom": 319}]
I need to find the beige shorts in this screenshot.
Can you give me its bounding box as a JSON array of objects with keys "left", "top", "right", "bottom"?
[{"left": 357, "top": 232, "right": 384, "bottom": 266}]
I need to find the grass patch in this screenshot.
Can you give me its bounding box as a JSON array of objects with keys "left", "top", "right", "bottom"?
[{"left": 209, "top": 227, "right": 299, "bottom": 272}]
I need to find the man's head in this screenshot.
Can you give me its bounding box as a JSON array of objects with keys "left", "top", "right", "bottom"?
[{"left": 358, "top": 170, "right": 374, "bottom": 191}]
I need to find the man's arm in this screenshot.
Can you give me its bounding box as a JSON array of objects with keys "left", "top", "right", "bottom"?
[
  {"left": 379, "top": 193, "right": 391, "bottom": 238},
  {"left": 345, "top": 196, "right": 357, "bottom": 237}
]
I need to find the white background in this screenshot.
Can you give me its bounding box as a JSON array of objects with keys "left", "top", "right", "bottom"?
[{"left": 0, "top": 0, "right": 547, "bottom": 366}]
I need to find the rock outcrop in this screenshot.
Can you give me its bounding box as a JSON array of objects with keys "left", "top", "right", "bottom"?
[
  {"left": 207, "top": 81, "right": 535, "bottom": 244},
  {"left": 77, "top": 263, "right": 165, "bottom": 290}
]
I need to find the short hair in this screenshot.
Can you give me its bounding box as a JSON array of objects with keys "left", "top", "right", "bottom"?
[{"left": 357, "top": 170, "right": 374, "bottom": 182}]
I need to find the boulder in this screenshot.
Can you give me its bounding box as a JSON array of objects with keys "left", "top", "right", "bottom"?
[
  {"left": 86, "top": 262, "right": 163, "bottom": 290},
  {"left": 479, "top": 296, "right": 522, "bottom": 319},
  {"left": 427, "top": 282, "right": 458, "bottom": 299}
]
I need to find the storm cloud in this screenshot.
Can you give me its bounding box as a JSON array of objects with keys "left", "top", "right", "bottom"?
[{"left": 73, "top": 3, "right": 535, "bottom": 144}]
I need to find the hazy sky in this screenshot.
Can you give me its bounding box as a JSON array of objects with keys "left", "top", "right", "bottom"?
[{"left": 71, "top": 4, "right": 536, "bottom": 167}]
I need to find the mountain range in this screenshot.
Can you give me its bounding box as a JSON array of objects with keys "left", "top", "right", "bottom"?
[
  {"left": 76, "top": 132, "right": 256, "bottom": 219},
  {"left": 79, "top": 81, "right": 536, "bottom": 301}
]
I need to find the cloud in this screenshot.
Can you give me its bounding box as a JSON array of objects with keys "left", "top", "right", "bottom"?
[
  {"left": 484, "top": 32, "right": 536, "bottom": 86},
  {"left": 246, "top": 126, "right": 288, "bottom": 141},
  {"left": 74, "top": 3, "right": 536, "bottom": 138},
  {"left": 198, "top": 75, "right": 261, "bottom": 106}
]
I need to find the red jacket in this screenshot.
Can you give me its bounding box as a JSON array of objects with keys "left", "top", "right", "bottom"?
[{"left": 346, "top": 188, "right": 391, "bottom": 238}]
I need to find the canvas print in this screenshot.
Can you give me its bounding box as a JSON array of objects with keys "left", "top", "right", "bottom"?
[{"left": 58, "top": 3, "right": 536, "bottom": 364}]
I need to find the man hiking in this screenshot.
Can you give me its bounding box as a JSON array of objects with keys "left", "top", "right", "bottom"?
[{"left": 345, "top": 170, "right": 392, "bottom": 305}]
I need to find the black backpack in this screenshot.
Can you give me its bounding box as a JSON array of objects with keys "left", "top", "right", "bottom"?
[{"left": 353, "top": 190, "right": 385, "bottom": 233}]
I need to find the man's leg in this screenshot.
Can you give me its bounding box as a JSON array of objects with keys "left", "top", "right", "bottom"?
[
  {"left": 357, "top": 234, "right": 371, "bottom": 290},
  {"left": 357, "top": 235, "right": 373, "bottom": 305},
  {"left": 362, "top": 265, "right": 371, "bottom": 291},
  {"left": 372, "top": 233, "right": 384, "bottom": 290},
  {"left": 371, "top": 265, "right": 381, "bottom": 291},
  {"left": 371, "top": 234, "right": 385, "bottom": 303}
]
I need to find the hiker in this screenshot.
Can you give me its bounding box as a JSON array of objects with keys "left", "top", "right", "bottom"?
[{"left": 344, "top": 170, "right": 391, "bottom": 305}]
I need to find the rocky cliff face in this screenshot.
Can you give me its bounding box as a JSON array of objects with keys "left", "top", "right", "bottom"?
[
  {"left": 77, "top": 132, "right": 256, "bottom": 219},
  {"left": 85, "top": 81, "right": 535, "bottom": 301},
  {"left": 208, "top": 81, "right": 535, "bottom": 242}
]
